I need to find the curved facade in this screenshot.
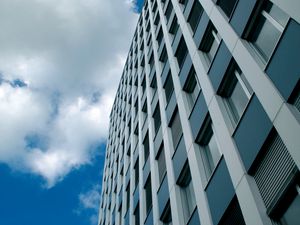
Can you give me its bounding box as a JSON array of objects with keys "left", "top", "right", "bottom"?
[{"left": 98, "top": 1, "right": 300, "bottom": 225}]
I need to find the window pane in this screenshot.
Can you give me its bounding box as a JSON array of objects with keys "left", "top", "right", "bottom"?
[
  {"left": 218, "top": 0, "right": 238, "bottom": 18},
  {"left": 267, "top": 2, "right": 289, "bottom": 27},
  {"left": 188, "top": 0, "right": 203, "bottom": 33},
  {"left": 164, "top": 73, "right": 174, "bottom": 104},
  {"left": 170, "top": 111, "right": 182, "bottom": 149},
  {"left": 280, "top": 193, "right": 300, "bottom": 225},
  {"left": 228, "top": 78, "right": 249, "bottom": 121},
  {"left": 252, "top": 17, "right": 281, "bottom": 61},
  {"left": 157, "top": 147, "right": 166, "bottom": 183}
]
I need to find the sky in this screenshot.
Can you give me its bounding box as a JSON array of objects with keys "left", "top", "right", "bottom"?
[{"left": 0, "top": 0, "right": 143, "bottom": 224}]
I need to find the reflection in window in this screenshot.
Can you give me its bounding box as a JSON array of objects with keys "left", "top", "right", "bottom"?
[{"left": 248, "top": 1, "right": 289, "bottom": 62}]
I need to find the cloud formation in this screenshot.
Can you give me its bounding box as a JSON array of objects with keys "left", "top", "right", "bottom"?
[{"left": 0, "top": 0, "right": 138, "bottom": 187}]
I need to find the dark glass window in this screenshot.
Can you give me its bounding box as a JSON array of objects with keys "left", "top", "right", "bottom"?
[
  {"left": 175, "top": 37, "right": 188, "bottom": 69},
  {"left": 188, "top": 0, "right": 203, "bottom": 33},
  {"left": 183, "top": 66, "right": 201, "bottom": 111},
  {"left": 165, "top": 1, "right": 173, "bottom": 22},
  {"left": 170, "top": 109, "right": 182, "bottom": 150},
  {"left": 153, "top": 104, "right": 161, "bottom": 133},
  {"left": 145, "top": 177, "right": 152, "bottom": 215},
  {"left": 143, "top": 133, "right": 150, "bottom": 163},
  {"left": 157, "top": 145, "right": 166, "bottom": 184},
  {"left": 217, "top": 0, "right": 238, "bottom": 18},
  {"left": 164, "top": 72, "right": 174, "bottom": 105}
]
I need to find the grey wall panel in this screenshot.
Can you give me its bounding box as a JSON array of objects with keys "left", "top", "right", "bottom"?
[
  {"left": 233, "top": 96, "right": 273, "bottom": 171},
  {"left": 189, "top": 92, "right": 208, "bottom": 140},
  {"left": 266, "top": 19, "right": 300, "bottom": 101},
  {"left": 166, "top": 92, "right": 177, "bottom": 124},
  {"left": 157, "top": 176, "right": 170, "bottom": 218},
  {"left": 206, "top": 158, "right": 235, "bottom": 225},
  {"left": 172, "top": 136, "right": 188, "bottom": 182},
  {"left": 208, "top": 41, "right": 232, "bottom": 92},
  {"left": 193, "top": 12, "right": 209, "bottom": 48},
  {"left": 230, "top": 0, "right": 256, "bottom": 36}
]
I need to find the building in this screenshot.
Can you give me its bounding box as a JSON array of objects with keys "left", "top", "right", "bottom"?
[{"left": 98, "top": 0, "right": 300, "bottom": 225}]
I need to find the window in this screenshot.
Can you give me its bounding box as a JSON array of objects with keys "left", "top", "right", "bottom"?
[
  {"left": 157, "top": 145, "right": 167, "bottom": 184},
  {"left": 217, "top": 0, "right": 238, "bottom": 18},
  {"left": 219, "top": 61, "right": 253, "bottom": 127},
  {"left": 161, "top": 201, "right": 172, "bottom": 225},
  {"left": 247, "top": 1, "right": 289, "bottom": 62},
  {"left": 165, "top": 1, "right": 173, "bottom": 22},
  {"left": 197, "top": 119, "right": 221, "bottom": 179},
  {"left": 175, "top": 37, "right": 188, "bottom": 69},
  {"left": 219, "top": 196, "right": 246, "bottom": 225},
  {"left": 157, "top": 27, "right": 163, "bottom": 47},
  {"left": 134, "top": 99, "right": 138, "bottom": 119},
  {"left": 141, "top": 77, "right": 146, "bottom": 95},
  {"left": 183, "top": 66, "right": 201, "bottom": 111},
  {"left": 199, "top": 22, "right": 221, "bottom": 65},
  {"left": 126, "top": 182, "right": 130, "bottom": 212},
  {"left": 159, "top": 46, "right": 168, "bottom": 64},
  {"left": 178, "top": 163, "right": 196, "bottom": 223},
  {"left": 277, "top": 182, "right": 300, "bottom": 225},
  {"left": 169, "top": 16, "right": 179, "bottom": 35},
  {"left": 143, "top": 133, "right": 150, "bottom": 163},
  {"left": 134, "top": 204, "right": 140, "bottom": 225},
  {"left": 149, "top": 53, "right": 155, "bottom": 71},
  {"left": 145, "top": 177, "right": 152, "bottom": 215},
  {"left": 153, "top": 104, "right": 161, "bottom": 134},
  {"left": 170, "top": 109, "right": 183, "bottom": 150},
  {"left": 188, "top": 0, "right": 203, "bottom": 34},
  {"left": 134, "top": 159, "right": 139, "bottom": 190},
  {"left": 164, "top": 72, "right": 174, "bottom": 105},
  {"left": 142, "top": 99, "right": 148, "bottom": 127}
]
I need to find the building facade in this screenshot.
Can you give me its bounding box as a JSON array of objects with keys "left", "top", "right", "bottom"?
[{"left": 98, "top": 0, "right": 300, "bottom": 225}]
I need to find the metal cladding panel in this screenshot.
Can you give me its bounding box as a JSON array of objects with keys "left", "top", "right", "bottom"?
[
  {"left": 253, "top": 134, "right": 298, "bottom": 210},
  {"left": 193, "top": 12, "right": 209, "bottom": 48},
  {"left": 208, "top": 41, "right": 232, "bottom": 92},
  {"left": 189, "top": 92, "right": 208, "bottom": 140},
  {"left": 166, "top": 92, "right": 177, "bottom": 125},
  {"left": 230, "top": 0, "right": 256, "bottom": 36},
  {"left": 157, "top": 176, "right": 170, "bottom": 218},
  {"left": 206, "top": 158, "right": 235, "bottom": 225},
  {"left": 233, "top": 95, "right": 273, "bottom": 171},
  {"left": 187, "top": 209, "right": 201, "bottom": 225},
  {"left": 179, "top": 54, "right": 193, "bottom": 87},
  {"left": 266, "top": 19, "right": 300, "bottom": 101},
  {"left": 172, "top": 136, "right": 188, "bottom": 182}
]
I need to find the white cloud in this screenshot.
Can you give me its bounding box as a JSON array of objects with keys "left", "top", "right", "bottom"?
[
  {"left": 0, "top": 0, "right": 138, "bottom": 187},
  {"left": 77, "top": 184, "right": 102, "bottom": 225}
]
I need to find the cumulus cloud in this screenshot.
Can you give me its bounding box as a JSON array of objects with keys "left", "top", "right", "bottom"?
[
  {"left": 77, "top": 184, "right": 102, "bottom": 225},
  {"left": 0, "top": 0, "right": 138, "bottom": 187}
]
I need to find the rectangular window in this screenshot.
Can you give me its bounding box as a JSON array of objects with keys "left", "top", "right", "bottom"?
[
  {"left": 165, "top": 1, "right": 173, "bottom": 22},
  {"left": 170, "top": 109, "right": 183, "bottom": 150},
  {"left": 126, "top": 182, "right": 130, "bottom": 212},
  {"left": 217, "top": 0, "right": 238, "bottom": 18},
  {"left": 197, "top": 119, "right": 222, "bottom": 179},
  {"left": 199, "top": 22, "right": 221, "bottom": 65},
  {"left": 141, "top": 76, "right": 146, "bottom": 95},
  {"left": 143, "top": 133, "right": 150, "bottom": 163},
  {"left": 164, "top": 72, "right": 174, "bottom": 105},
  {"left": 157, "top": 145, "right": 167, "bottom": 184},
  {"left": 218, "top": 61, "right": 253, "bottom": 127},
  {"left": 157, "top": 27, "right": 163, "bottom": 47},
  {"left": 183, "top": 66, "right": 201, "bottom": 112},
  {"left": 177, "top": 163, "right": 196, "bottom": 223},
  {"left": 153, "top": 104, "right": 161, "bottom": 134},
  {"left": 134, "top": 204, "right": 140, "bottom": 225},
  {"left": 169, "top": 15, "right": 179, "bottom": 35},
  {"left": 134, "top": 159, "right": 139, "bottom": 190},
  {"left": 175, "top": 37, "right": 188, "bottom": 69},
  {"left": 161, "top": 201, "right": 172, "bottom": 225},
  {"left": 145, "top": 176, "right": 152, "bottom": 215},
  {"left": 188, "top": 0, "right": 203, "bottom": 34},
  {"left": 142, "top": 99, "right": 148, "bottom": 127},
  {"left": 247, "top": 0, "right": 289, "bottom": 63},
  {"left": 150, "top": 75, "right": 157, "bottom": 99},
  {"left": 149, "top": 53, "right": 155, "bottom": 72}
]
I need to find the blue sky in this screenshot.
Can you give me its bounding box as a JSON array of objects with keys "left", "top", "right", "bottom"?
[{"left": 0, "top": 0, "right": 142, "bottom": 224}]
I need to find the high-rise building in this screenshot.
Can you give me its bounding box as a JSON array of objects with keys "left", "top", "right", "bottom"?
[{"left": 98, "top": 0, "right": 300, "bottom": 225}]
